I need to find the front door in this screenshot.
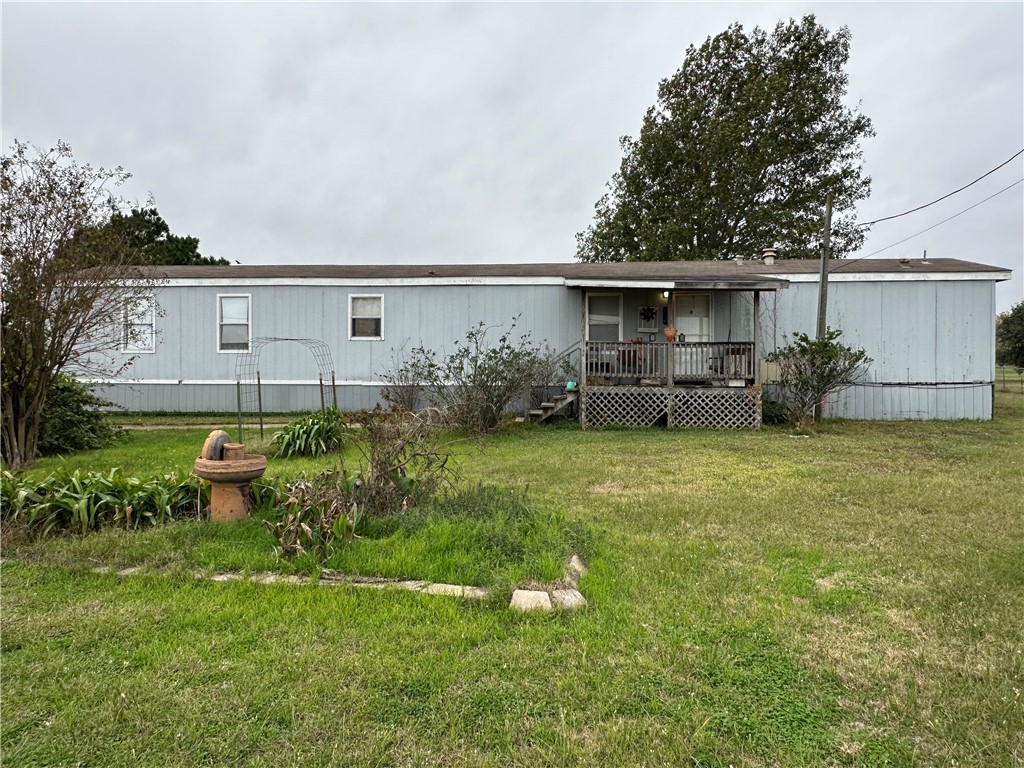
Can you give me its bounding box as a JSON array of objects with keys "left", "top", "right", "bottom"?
[
  {"left": 673, "top": 293, "right": 712, "bottom": 379},
  {"left": 675, "top": 293, "right": 711, "bottom": 342}
]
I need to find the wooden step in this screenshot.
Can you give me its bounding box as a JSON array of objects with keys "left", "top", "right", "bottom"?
[
  {"left": 528, "top": 410, "right": 545, "bottom": 418},
  {"left": 540, "top": 402, "right": 556, "bottom": 409}
]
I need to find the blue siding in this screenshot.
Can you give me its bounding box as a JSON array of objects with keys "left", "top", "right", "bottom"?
[
  {"left": 762, "top": 279, "right": 995, "bottom": 420},
  {"left": 89, "top": 275, "right": 999, "bottom": 420}
]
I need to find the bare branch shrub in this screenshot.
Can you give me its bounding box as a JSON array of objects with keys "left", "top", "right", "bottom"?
[
  {"left": 354, "top": 406, "right": 458, "bottom": 516},
  {"left": 379, "top": 342, "right": 427, "bottom": 413},
  {"left": 1, "top": 140, "right": 162, "bottom": 467},
  {"left": 390, "top": 318, "right": 549, "bottom": 433}
]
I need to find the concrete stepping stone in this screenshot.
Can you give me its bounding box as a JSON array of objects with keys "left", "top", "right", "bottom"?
[
  {"left": 510, "top": 589, "right": 552, "bottom": 612},
  {"left": 551, "top": 588, "right": 588, "bottom": 610},
  {"left": 565, "top": 554, "right": 588, "bottom": 586},
  {"left": 423, "top": 583, "right": 488, "bottom": 599}
]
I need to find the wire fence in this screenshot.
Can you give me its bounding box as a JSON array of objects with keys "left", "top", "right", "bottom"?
[{"left": 996, "top": 367, "right": 1024, "bottom": 392}]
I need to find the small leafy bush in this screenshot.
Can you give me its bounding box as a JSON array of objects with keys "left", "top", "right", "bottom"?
[
  {"left": 0, "top": 468, "right": 205, "bottom": 537},
  {"left": 271, "top": 408, "right": 347, "bottom": 457},
  {"left": 38, "top": 375, "right": 124, "bottom": 457},
  {"left": 766, "top": 328, "right": 872, "bottom": 428}
]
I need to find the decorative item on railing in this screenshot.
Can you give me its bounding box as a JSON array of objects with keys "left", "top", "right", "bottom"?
[{"left": 664, "top": 325, "right": 678, "bottom": 342}]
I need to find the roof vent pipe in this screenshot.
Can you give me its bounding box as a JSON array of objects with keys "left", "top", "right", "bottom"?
[{"left": 762, "top": 248, "right": 776, "bottom": 266}]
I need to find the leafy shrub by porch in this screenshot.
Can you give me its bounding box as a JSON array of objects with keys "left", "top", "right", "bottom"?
[{"left": 767, "top": 328, "right": 871, "bottom": 427}]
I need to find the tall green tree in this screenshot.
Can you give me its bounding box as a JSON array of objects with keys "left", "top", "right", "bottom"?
[
  {"left": 577, "top": 16, "right": 874, "bottom": 263},
  {"left": 101, "top": 207, "right": 229, "bottom": 266},
  {"left": 996, "top": 301, "right": 1024, "bottom": 368}
]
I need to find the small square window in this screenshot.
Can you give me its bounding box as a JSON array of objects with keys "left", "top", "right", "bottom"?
[
  {"left": 219, "top": 295, "right": 251, "bottom": 352},
  {"left": 350, "top": 295, "right": 382, "bottom": 339},
  {"left": 122, "top": 295, "right": 155, "bottom": 353}
]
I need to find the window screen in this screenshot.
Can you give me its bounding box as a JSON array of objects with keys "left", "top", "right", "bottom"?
[
  {"left": 587, "top": 294, "right": 621, "bottom": 342},
  {"left": 219, "top": 296, "right": 250, "bottom": 351},
  {"left": 351, "top": 296, "right": 382, "bottom": 339}
]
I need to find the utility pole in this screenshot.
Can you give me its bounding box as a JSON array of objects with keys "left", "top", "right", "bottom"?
[
  {"left": 814, "top": 193, "right": 833, "bottom": 422},
  {"left": 816, "top": 192, "right": 833, "bottom": 341}
]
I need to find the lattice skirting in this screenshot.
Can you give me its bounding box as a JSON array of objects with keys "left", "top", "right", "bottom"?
[{"left": 581, "top": 386, "right": 761, "bottom": 429}]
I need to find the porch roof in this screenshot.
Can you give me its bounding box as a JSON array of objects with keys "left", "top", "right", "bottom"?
[{"left": 563, "top": 276, "right": 788, "bottom": 291}]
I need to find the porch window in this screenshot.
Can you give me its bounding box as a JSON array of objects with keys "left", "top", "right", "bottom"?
[
  {"left": 350, "top": 295, "right": 383, "bottom": 340},
  {"left": 122, "top": 294, "right": 155, "bottom": 353},
  {"left": 218, "top": 294, "right": 251, "bottom": 352},
  {"left": 587, "top": 294, "right": 621, "bottom": 341}
]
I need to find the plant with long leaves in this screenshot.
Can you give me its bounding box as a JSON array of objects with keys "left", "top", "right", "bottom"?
[
  {"left": 1, "top": 467, "right": 205, "bottom": 537},
  {"left": 263, "top": 470, "right": 363, "bottom": 558},
  {"left": 271, "top": 407, "right": 348, "bottom": 458}
]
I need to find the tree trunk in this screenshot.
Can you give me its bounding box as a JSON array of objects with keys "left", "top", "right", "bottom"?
[{"left": 1, "top": 386, "right": 43, "bottom": 470}]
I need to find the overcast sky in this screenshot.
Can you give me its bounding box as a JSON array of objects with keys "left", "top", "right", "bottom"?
[{"left": 3, "top": 2, "right": 1022, "bottom": 310}]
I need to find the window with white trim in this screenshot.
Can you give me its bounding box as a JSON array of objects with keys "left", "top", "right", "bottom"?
[
  {"left": 218, "top": 294, "right": 251, "bottom": 352},
  {"left": 587, "top": 293, "right": 622, "bottom": 341},
  {"left": 122, "top": 295, "right": 156, "bottom": 353},
  {"left": 349, "top": 295, "right": 382, "bottom": 339}
]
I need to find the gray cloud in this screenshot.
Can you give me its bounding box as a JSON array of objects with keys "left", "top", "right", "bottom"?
[{"left": 3, "top": 2, "right": 1021, "bottom": 309}]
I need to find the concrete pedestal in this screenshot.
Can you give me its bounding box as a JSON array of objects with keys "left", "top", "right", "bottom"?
[{"left": 209, "top": 483, "right": 249, "bottom": 522}]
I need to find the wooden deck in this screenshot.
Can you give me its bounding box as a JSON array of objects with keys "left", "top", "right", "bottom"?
[{"left": 543, "top": 340, "right": 762, "bottom": 429}]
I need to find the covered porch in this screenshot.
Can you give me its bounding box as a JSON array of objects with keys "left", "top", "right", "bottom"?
[{"left": 568, "top": 270, "right": 787, "bottom": 429}]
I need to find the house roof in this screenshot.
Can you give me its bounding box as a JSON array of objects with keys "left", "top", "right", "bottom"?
[{"left": 144, "top": 258, "right": 1010, "bottom": 288}]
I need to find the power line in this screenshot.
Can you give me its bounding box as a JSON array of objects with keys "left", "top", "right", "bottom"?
[
  {"left": 832, "top": 177, "right": 1023, "bottom": 272},
  {"left": 856, "top": 148, "right": 1024, "bottom": 227}
]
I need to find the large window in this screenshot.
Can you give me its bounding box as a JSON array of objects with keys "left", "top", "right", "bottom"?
[
  {"left": 349, "top": 295, "right": 382, "bottom": 340},
  {"left": 587, "top": 293, "right": 622, "bottom": 341},
  {"left": 218, "top": 294, "right": 251, "bottom": 352},
  {"left": 122, "top": 295, "right": 155, "bottom": 353}
]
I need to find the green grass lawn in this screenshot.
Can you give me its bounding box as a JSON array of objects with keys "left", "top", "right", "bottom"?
[{"left": 3, "top": 392, "right": 1023, "bottom": 766}]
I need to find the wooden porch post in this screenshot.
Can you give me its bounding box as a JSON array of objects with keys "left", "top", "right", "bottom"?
[
  {"left": 666, "top": 291, "right": 675, "bottom": 427},
  {"left": 580, "top": 290, "right": 588, "bottom": 428},
  {"left": 753, "top": 290, "right": 761, "bottom": 385}
]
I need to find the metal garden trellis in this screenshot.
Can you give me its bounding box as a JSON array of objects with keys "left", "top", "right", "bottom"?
[{"left": 233, "top": 337, "right": 337, "bottom": 443}]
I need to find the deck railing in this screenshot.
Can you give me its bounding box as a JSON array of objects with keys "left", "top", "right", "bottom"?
[{"left": 585, "top": 341, "right": 755, "bottom": 383}]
